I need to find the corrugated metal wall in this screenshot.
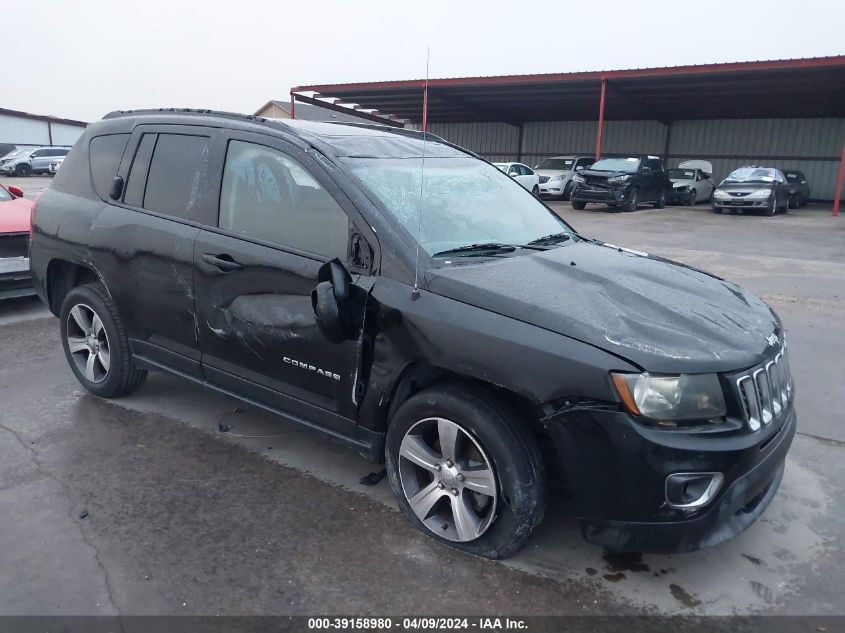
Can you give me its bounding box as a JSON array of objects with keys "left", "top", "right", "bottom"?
[
  {"left": 419, "top": 117, "right": 845, "bottom": 200},
  {"left": 0, "top": 112, "right": 85, "bottom": 148}
]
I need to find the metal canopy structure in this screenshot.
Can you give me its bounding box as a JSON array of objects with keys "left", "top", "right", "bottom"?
[
  {"left": 291, "top": 57, "right": 845, "bottom": 125},
  {"left": 291, "top": 57, "right": 845, "bottom": 215}
]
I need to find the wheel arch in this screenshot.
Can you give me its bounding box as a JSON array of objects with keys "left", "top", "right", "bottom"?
[{"left": 46, "top": 259, "right": 102, "bottom": 316}]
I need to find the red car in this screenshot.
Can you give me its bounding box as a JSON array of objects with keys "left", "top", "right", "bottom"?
[{"left": 0, "top": 183, "right": 35, "bottom": 299}]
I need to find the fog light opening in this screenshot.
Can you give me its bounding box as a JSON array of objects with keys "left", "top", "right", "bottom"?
[{"left": 665, "top": 472, "right": 724, "bottom": 509}]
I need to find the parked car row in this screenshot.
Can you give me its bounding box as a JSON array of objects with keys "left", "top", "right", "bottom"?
[
  {"left": 0, "top": 146, "right": 71, "bottom": 176},
  {"left": 535, "top": 152, "right": 812, "bottom": 216}
]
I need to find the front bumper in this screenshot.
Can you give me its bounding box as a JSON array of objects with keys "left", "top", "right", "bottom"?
[
  {"left": 570, "top": 184, "right": 629, "bottom": 205},
  {"left": 669, "top": 188, "right": 693, "bottom": 204},
  {"left": 713, "top": 198, "right": 771, "bottom": 210},
  {"left": 0, "top": 257, "right": 35, "bottom": 299},
  {"left": 547, "top": 405, "right": 795, "bottom": 553},
  {"left": 539, "top": 180, "right": 568, "bottom": 198}
]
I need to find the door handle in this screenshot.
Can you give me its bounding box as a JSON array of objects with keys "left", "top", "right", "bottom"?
[{"left": 202, "top": 253, "right": 242, "bottom": 271}]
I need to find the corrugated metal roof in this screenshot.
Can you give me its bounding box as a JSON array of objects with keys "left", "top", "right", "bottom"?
[{"left": 291, "top": 56, "right": 845, "bottom": 124}]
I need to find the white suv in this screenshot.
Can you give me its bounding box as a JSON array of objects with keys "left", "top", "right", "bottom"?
[{"left": 535, "top": 155, "right": 595, "bottom": 200}]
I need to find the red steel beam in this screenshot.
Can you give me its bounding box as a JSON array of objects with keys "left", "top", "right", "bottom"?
[
  {"left": 834, "top": 140, "right": 845, "bottom": 217},
  {"left": 290, "top": 90, "right": 295, "bottom": 119},
  {"left": 595, "top": 78, "right": 607, "bottom": 160}
]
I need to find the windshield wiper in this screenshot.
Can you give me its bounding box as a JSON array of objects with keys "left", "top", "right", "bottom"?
[
  {"left": 528, "top": 232, "right": 572, "bottom": 246},
  {"left": 432, "top": 242, "right": 545, "bottom": 258}
]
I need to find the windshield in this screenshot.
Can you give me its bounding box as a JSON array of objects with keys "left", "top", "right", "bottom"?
[
  {"left": 668, "top": 169, "right": 695, "bottom": 180},
  {"left": 724, "top": 167, "right": 780, "bottom": 184},
  {"left": 590, "top": 157, "right": 640, "bottom": 173},
  {"left": 2, "top": 148, "right": 31, "bottom": 160},
  {"left": 536, "top": 158, "right": 574, "bottom": 170},
  {"left": 785, "top": 173, "right": 798, "bottom": 183},
  {"left": 0, "top": 186, "right": 11, "bottom": 202},
  {"left": 493, "top": 163, "right": 509, "bottom": 173},
  {"left": 345, "top": 156, "right": 574, "bottom": 257}
]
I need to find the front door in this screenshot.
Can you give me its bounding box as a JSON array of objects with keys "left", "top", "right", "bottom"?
[{"left": 193, "top": 132, "right": 373, "bottom": 425}]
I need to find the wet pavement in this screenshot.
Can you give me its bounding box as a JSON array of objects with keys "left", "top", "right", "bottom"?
[{"left": 0, "top": 200, "right": 843, "bottom": 616}]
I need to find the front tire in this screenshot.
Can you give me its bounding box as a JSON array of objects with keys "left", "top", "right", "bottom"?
[
  {"left": 653, "top": 188, "right": 666, "bottom": 209},
  {"left": 562, "top": 181, "right": 573, "bottom": 201},
  {"left": 60, "top": 283, "right": 147, "bottom": 398},
  {"left": 531, "top": 185, "right": 540, "bottom": 197},
  {"left": 15, "top": 163, "right": 31, "bottom": 177},
  {"left": 687, "top": 189, "right": 697, "bottom": 206},
  {"left": 385, "top": 383, "right": 545, "bottom": 560},
  {"left": 624, "top": 187, "right": 639, "bottom": 212}
]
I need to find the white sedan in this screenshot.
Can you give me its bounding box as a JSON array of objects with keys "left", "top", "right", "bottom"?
[{"left": 494, "top": 162, "right": 540, "bottom": 196}]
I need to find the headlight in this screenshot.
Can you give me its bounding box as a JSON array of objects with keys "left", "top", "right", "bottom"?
[
  {"left": 548, "top": 175, "right": 563, "bottom": 182},
  {"left": 611, "top": 372, "right": 727, "bottom": 423},
  {"left": 748, "top": 188, "right": 773, "bottom": 198},
  {"left": 713, "top": 189, "right": 730, "bottom": 200},
  {"left": 572, "top": 174, "right": 586, "bottom": 184},
  {"left": 607, "top": 174, "right": 632, "bottom": 184}
]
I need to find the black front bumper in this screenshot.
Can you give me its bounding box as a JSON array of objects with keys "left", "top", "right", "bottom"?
[
  {"left": 548, "top": 406, "right": 796, "bottom": 553},
  {"left": 570, "top": 184, "right": 629, "bottom": 205}
]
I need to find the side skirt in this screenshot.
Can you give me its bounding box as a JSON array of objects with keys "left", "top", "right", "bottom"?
[{"left": 133, "top": 354, "right": 385, "bottom": 463}]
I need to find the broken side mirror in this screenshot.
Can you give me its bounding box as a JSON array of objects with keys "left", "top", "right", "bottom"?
[{"left": 312, "top": 259, "right": 355, "bottom": 343}]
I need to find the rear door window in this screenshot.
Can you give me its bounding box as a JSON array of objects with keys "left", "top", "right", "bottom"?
[
  {"left": 143, "top": 134, "right": 210, "bottom": 219},
  {"left": 123, "top": 133, "right": 156, "bottom": 208}
]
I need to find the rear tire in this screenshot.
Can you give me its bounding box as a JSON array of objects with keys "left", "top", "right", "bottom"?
[
  {"left": 571, "top": 200, "right": 587, "bottom": 210},
  {"left": 60, "top": 283, "right": 147, "bottom": 398},
  {"left": 385, "top": 383, "right": 545, "bottom": 560}
]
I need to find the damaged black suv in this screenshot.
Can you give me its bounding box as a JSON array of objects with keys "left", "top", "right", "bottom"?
[{"left": 30, "top": 110, "right": 795, "bottom": 559}]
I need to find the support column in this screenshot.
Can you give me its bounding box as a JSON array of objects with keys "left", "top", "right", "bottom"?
[
  {"left": 834, "top": 139, "right": 845, "bottom": 217},
  {"left": 595, "top": 78, "right": 607, "bottom": 160},
  {"left": 516, "top": 123, "right": 524, "bottom": 163},
  {"left": 289, "top": 91, "right": 296, "bottom": 119},
  {"left": 422, "top": 84, "right": 429, "bottom": 133},
  {"left": 663, "top": 120, "right": 673, "bottom": 164}
]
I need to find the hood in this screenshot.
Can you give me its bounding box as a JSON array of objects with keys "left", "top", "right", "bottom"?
[
  {"left": 671, "top": 178, "right": 694, "bottom": 188},
  {"left": 0, "top": 197, "right": 33, "bottom": 233},
  {"left": 425, "top": 241, "right": 780, "bottom": 374},
  {"left": 679, "top": 160, "right": 713, "bottom": 174},
  {"left": 579, "top": 169, "right": 631, "bottom": 179},
  {"left": 717, "top": 182, "right": 774, "bottom": 195},
  {"left": 536, "top": 169, "right": 573, "bottom": 178}
]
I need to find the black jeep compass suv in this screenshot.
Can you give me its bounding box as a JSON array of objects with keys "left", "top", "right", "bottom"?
[{"left": 29, "top": 109, "right": 795, "bottom": 559}]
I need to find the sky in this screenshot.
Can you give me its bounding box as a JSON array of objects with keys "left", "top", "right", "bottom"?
[{"left": 3, "top": 0, "right": 844, "bottom": 123}]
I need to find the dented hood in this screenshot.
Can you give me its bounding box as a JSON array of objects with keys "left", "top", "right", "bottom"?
[{"left": 425, "top": 241, "right": 780, "bottom": 374}]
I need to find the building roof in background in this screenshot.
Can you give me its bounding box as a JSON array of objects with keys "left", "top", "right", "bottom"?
[
  {"left": 0, "top": 107, "right": 88, "bottom": 127},
  {"left": 291, "top": 56, "right": 845, "bottom": 124},
  {"left": 255, "top": 100, "right": 375, "bottom": 124}
]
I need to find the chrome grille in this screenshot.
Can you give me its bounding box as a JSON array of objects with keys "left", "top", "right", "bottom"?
[
  {"left": 539, "top": 176, "right": 550, "bottom": 184},
  {"left": 735, "top": 348, "right": 793, "bottom": 431}
]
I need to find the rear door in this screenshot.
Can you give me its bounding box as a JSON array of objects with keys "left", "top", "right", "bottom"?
[
  {"left": 193, "top": 130, "right": 376, "bottom": 426},
  {"left": 90, "top": 125, "right": 219, "bottom": 377}
]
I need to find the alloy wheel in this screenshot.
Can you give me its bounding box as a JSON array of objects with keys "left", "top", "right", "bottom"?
[
  {"left": 66, "top": 304, "right": 111, "bottom": 383},
  {"left": 398, "top": 417, "right": 498, "bottom": 542}
]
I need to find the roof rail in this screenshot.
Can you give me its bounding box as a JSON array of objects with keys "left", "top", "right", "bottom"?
[{"left": 103, "top": 107, "right": 268, "bottom": 124}]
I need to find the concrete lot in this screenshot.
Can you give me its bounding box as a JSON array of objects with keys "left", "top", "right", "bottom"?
[{"left": 0, "top": 179, "right": 843, "bottom": 617}]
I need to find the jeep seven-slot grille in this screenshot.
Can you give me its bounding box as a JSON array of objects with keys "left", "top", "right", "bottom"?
[
  {"left": 735, "top": 348, "right": 793, "bottom": 431},
  {"left": 0, "top": 233, "right": 29, "bottom": 259}
]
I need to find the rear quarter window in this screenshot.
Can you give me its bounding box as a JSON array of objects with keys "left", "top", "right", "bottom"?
[{"left": 89, "top": 134, "right": 130, "bottom": 200}]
